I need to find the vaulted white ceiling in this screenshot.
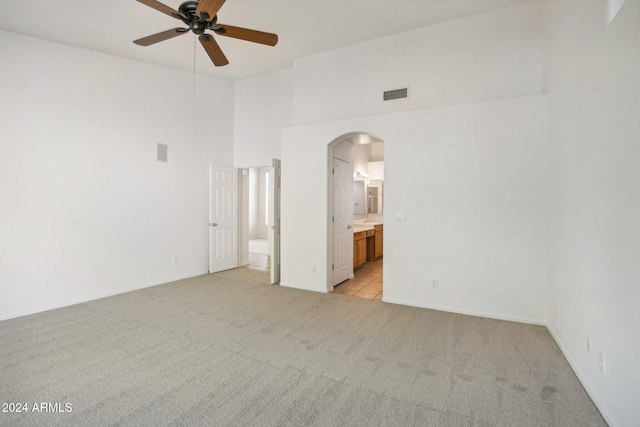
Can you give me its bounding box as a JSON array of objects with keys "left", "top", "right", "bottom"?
[{"left": 0, "top": 0, "right": 532, "bottom": 80}]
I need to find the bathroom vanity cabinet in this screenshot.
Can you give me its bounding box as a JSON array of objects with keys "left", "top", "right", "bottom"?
[{"left": 353, "top": 224, "right": 383, "bottom": 270}]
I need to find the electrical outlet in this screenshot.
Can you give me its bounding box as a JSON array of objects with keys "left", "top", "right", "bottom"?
[
  {"left": 431, "top": 278, "right": 438, "bottom": 288},
  {"left": 598, "top": 350, "right": 606, "bottom": 374},
  {"left": 587, "top": 337, "right": 591, "bottom": 354},
  {"left": 312, "top": 265, "right": 316, "bottom": 273},
  {"left": 173, "top": 257, "right": 179, "bottom": 265}
]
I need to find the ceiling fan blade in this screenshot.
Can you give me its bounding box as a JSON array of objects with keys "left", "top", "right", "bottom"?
[
  {"left": 134, "top": 28, "right": 189, "bottom": 46},
  {"left": 214, "top": 24, "right": 278, "bottom": 46},
  {"left": 135, "top": 0, "right": 185, "bottom": 19},
  {"left": 199, "top": 34, "right": 229, "bottom": 67},
  {"left": 196, "top": 0, "right": 226, "bottom": 22}
]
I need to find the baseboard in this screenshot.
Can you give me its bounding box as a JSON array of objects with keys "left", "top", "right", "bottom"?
[
  {"left": 546, "top": 325, "right": 617, "bottom": 427},
  {"left": 279, "top": 282, "right": 330, "bottom": 293},
  {"left": 381, "top": 297, "right": 546, "bottom": 326},
  {"left": 0, "top": 270, "right": 208, "bottom": 321}
]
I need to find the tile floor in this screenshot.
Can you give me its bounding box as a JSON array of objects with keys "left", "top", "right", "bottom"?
[
  {"left": 248, "top": 252, "right": 270, "bottom": 272},
  {"left": 248, "top": 252, "right": 382, "bottom": 301},
  {"left": 333, "top": 258, "right": 383, "bottom": 300}
]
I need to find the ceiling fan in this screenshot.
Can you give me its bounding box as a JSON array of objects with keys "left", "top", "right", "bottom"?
[{"left": 133, "top": 0, "right": 278, "bottom": 67}]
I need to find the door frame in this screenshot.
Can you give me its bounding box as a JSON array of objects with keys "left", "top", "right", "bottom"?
[
  {"left": 269, "top": 158, "right": 281, "bottom": 283},
  {"left": 237, "top": 161, "right": 281, "bottom": 283}
]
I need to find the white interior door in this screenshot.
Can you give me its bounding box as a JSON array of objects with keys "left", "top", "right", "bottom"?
[
  {"left": 269, "top": 158, "right": 281, "bottom": 284},
  {"left": 332, "top": 158, "right": 353, "bottom": 286},
  {"left": 209, "top": 165, "right": 239, "bottom": 273}
]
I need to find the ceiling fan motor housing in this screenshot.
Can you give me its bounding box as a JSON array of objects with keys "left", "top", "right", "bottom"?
[
  {"left": 178, "top": 1, "right": 199, "bottom": 16},
  {"left": 178, "top": 0, "right": 217, "bottom": 34}
]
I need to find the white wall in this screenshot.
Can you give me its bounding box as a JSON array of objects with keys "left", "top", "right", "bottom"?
[
  {"left": 352, "top": 144, "right": 370, "bottom": 177},
  {"left": 368, "top": 161, "right": 384, "bottom": 181},
  {"left": 370, "top": 143, "right": 384, "bottom": 162},
  {"left": 0, "top": 30, "right": 234, "bottom": 320},
  {"left": 292, "top": 1, "right": 542, "bottom": 125},
  {"left": 257, "top": 167, "right": 269, "bottom": 239},
  {"left": 332, "top": 139, "right": 353, "bottom": 163},
  {"left": 543, "top": 1, "right": 640, "bottom": 425},
  {"left": 281, "top": 95, "right": 549, "bottom": 324},
  {"left": 246, "top": 166, "right": 269, "bottom": 241},
  {"left": 248, "top": 167, "right": 259, "bottom": 238},
  {"left": 240, "top": 169, "right": 250, "bottom": 266},
  {"left": 234, "top": 68, "right": 293, "bottom": 168}
]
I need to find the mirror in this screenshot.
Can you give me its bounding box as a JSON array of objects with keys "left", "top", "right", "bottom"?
[
  {"left": 353, "top": 179, "right": 383, "bottom": 214},
  {"left": 353, "top": 181, "right": 366, "bottom": 214},
  {"left": 367, "top": 187, "right": 378, "bottom": 213},
  {"left": 367, "top": 180, "right": 383, "bottom": 214}
]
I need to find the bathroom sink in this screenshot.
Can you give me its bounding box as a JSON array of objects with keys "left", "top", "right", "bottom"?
[{"left": 353, "top": 224, "right": 374, "bottom": 232}]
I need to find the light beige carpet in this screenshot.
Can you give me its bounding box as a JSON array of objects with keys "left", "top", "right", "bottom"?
[{"left": 0, "top": 267, "right": 606, "bottom": 426}]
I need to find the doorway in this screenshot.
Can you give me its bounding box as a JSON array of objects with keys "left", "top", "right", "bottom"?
[
  {"left": 239, "top": 159, "right": 281, "bottom": 281},
  {"left": 241, "top": 166, "right": 270, "bottom": 273},
  {"left": 328, "top": 133, "right": 384, "bottom": 300}
]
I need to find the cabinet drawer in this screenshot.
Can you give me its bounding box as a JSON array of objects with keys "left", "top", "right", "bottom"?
[
  {"left": 354, "top": 231, "right": 366, "bottom": 241},
  {"left": 366, "top": 229, "right": 375, "bottom": 237}
]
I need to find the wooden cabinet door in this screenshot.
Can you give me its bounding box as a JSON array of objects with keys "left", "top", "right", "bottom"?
[
  {"left": 374, "top": 225, "right": 383, "bottom": 259},
  {"left": 353, "top": 232, "right": 367, "bottom": 269},
  {"left": 353, "top": 233, "right": 363, "bottom": 269},
  {"left": 357, "top": 238, "right": 367, "bottom": 267},
  {"left": 353, "top": 238, "right": 358, "bottom": 269},
  {"left": 374, "top": 231, "right": 383, "bottom": 259}
]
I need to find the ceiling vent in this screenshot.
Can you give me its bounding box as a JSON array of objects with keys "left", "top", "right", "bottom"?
[{"left": 383, "top": 87, "right": 409, "bottom": 102}]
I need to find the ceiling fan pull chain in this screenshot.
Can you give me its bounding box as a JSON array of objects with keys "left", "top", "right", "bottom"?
[{"left": 193, "top": 34, "right": 197, "bottom": 120}]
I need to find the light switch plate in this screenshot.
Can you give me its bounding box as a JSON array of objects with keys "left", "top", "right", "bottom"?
[{"left": 396, "top": 212, "right": 406, "bottom": 222}]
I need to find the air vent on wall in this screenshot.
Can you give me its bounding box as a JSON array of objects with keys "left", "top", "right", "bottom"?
[
  {"left": 383, "top": 87, "right": 409, "bottom": 102},
  {"left": 157, "top": 143, "right": 168, "bottom": 162}
]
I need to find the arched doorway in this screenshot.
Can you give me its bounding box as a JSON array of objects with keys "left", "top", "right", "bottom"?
[{"left": 327, "top": 132, "right": 385, "bottom": 300}]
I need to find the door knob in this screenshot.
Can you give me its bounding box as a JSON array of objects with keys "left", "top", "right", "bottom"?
[
  {"left": 347, "top": 225, "right": 353, "bottom": 229},
  {"left": 210, "top": 223, "right": 218, "bottom": 227}
]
